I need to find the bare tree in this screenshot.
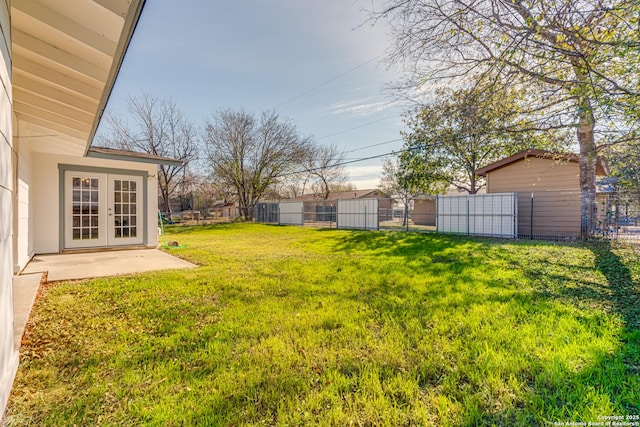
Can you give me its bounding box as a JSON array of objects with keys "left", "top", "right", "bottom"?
[
  {"left": 378, "top": 157, "right": 429, "bottom": 226},
  {"left": 97, "top": 93, "right": 198, "bottom": 219},
  {"left": 302, "top": 143, "right": 348, "bottom": 199},
  {"left": 371, "top": 0, "right": 640, "bottom": 237},
  {"left": 275, "top": 173, "right": 311, "bottom": 199},
  {"left": 203, "top": 109, "right": 309, "bottom": 220}
]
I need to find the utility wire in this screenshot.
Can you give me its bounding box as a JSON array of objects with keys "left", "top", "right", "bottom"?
[
  {"left": 280, "top": 143, "right": 417, "bottom": 178},
  {"left": 343, "top": 138, "right": 403, "bottom": 154},
  {"left": 274, "top": 55, "right": 383, "bottom": 109},
  {"left": 317, "top": 116, "right": 396, "bottom": 140}
]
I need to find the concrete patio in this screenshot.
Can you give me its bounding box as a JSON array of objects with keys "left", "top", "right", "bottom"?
[{"left": 13, "top": 249, "right": 196, "bottom": 349}]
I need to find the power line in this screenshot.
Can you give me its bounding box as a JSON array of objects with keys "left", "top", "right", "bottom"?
[
  {"left": 274, "top": 55, "right": 383, "bottom": 109},
  {"left": 280, "top": 144, "right": 417, "bottom": 178},
  {"left": 343, "top": 138, "right": 403, "bottom": 154},
  {"left": 317, "top": 116, "right": 396, "bottom": 140}
]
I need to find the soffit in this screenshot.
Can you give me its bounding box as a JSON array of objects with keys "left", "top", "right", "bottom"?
[{"left": 11, "top": 0, "right": 145, "bottom": 156}]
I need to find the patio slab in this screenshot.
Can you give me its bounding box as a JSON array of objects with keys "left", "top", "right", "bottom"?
[
  {"left": 21, "top": 249, "right": 197, "bottom": 282},
  {"left": 12, "top": 249, "right": 195, "bottom": 355}
]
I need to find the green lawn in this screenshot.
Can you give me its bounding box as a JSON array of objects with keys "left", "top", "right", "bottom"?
[{"left": 7, "top": 223, "right": 640, "bottom": 426}]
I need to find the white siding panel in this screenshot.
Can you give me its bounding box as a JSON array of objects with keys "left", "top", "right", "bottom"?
[
  {"left": 16, "top": 140, "right": 34, "bottom": 268},
  {"left": 146, "top": 173, "right": 158, "bottom": 247},
  {"left": 437, "top": 193, "right": 517, "bottom": 238},
  {"left": 0, "top": 0, "right": 16, "bottom": 415},
  {"left": 279, "top": 202, "right": 303, "bottom": 226},
  {"left": 0, "top": 137, "right": 10, "bottom": 191},
  {"left": 0, "top": 233, "right": 17, "bottom": 417},
  {"left": 337, "top": 199, "right": 379, "bottom": 230},
  {"left": 0, "top": 186, "right": 10, "bottom": 243}
]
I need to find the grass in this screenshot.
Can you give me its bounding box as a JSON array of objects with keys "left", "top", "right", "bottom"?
[{"left": 6, "top": 223, "right": 640, "bottom": 426}]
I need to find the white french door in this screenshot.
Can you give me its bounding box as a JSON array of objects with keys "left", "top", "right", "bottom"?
[{"left": 65, "top": 172, "right": 143, "bottom": 249}]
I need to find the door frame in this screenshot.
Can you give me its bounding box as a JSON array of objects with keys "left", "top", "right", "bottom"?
[
  {"left": 107, "top": 174, "right": 144, "bottom": 246},
  {"left": 58, "top": 164, "right": 149, "bottom": 251}
]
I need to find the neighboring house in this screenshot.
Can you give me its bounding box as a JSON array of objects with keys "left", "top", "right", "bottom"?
[
  {"left": 290, "top": 189, "right": 388, "bottom": 202},
  {"left": 1, "top": 0, "right": 164, "bottom": 415},
  {"left": 475, "top": 149, "right": 609, "bottom": 238}
]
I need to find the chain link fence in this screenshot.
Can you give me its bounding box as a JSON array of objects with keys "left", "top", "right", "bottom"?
[{"left": 254, "top": 191, "right": 640, "bottom": 243}]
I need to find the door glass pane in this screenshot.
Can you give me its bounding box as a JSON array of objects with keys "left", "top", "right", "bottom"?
[
  {"left": 71, "top": 176, "right": 100, "bottom": 241},
  {"left": 113, "top": 179, "right": 139, "bottom": 240}
]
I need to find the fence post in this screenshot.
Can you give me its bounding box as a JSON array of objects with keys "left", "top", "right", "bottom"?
[
  {"left": 365, "top": 205, "right": 368, "bottom": 230},
  {"left": 467, "top": 198, "right": 470, "bottom": 237},
  {"left": 530, "top": 192, "right": 534, "bottom": 240},
  {"left": 436, "top": 195, "right": 439, "bottom": 233}
]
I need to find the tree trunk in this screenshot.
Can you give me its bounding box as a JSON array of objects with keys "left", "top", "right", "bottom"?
[
  {"left": 160, "top": 185, "right": 172, "bottom": 220},
  {"left": 403, "top": 200, "right": 409, "bottom": 227},
  {"left": 576, "top": 96, "right": 598, "bottom": 239}
]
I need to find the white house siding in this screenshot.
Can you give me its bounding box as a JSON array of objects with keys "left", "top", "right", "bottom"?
[
  {"left": 0, "top": 0, "right": 18, "bottom": 416},
  {"left": 31, "top": 151, "right": 159, "bottom": 256},
  {"left": 15, "top": 132, "right": 34, "bottom": 272}
]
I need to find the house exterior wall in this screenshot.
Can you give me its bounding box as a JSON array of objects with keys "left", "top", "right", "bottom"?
[
  {"left": 484, "top": 157, "right": 583, "bottom": 238},
  {"left": 31, "top": 151, "right": 159, "bottom": 257},
  {"left": 486, "top": 157, "right": 580, "bottom": 193},
  {"left": 0, "top": 0, "right": 19, "bottom": 416},
  {"left": 15, "top": 131, "right": 34, "bottom": 272}
]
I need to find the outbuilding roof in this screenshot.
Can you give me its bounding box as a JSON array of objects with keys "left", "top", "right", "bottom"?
[{"left": 475, "top": 149, "right": 609, "bottom": 177}]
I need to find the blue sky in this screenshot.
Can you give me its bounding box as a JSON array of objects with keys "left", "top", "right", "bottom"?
[{"left": 99, "top": 0, "right": 407, "bottom": 189}]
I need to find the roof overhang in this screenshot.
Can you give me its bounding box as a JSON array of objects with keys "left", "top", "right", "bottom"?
[
  {"left": 87, "top": 146, "right": 183, "bottom": 166},
  {"left": 12, "top": 0, "right": 146, "bottom": 157}
]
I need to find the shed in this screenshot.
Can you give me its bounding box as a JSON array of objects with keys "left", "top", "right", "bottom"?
[
  {"left": 475, "top": 149, "right": 609, "bottom": 238},
  {"left": 413, "top": 197, "right": 436, "bottom": 226}
]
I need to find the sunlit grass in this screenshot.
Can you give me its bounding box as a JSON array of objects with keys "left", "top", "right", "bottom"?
[{"left": 7, "top": 223, "right": 640, "bottom": 426}]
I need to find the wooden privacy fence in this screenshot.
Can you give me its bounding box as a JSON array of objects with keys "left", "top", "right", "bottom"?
[{"left": 436, "top": 193, "right": 518, "bottom": 238}]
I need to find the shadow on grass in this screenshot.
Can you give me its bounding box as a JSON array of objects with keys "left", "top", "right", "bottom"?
[
  {"left": 323, "top": 230, "right": 640, "bottom": 424},
  {"left": 590, "top": 241, "right": 640, "bottom": 330},
  {"left": 322, "top": 228, "right": 490, "bottom": 258},
  {"left": 479, "top": 240, "right": 640, "bottom": 425}
]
